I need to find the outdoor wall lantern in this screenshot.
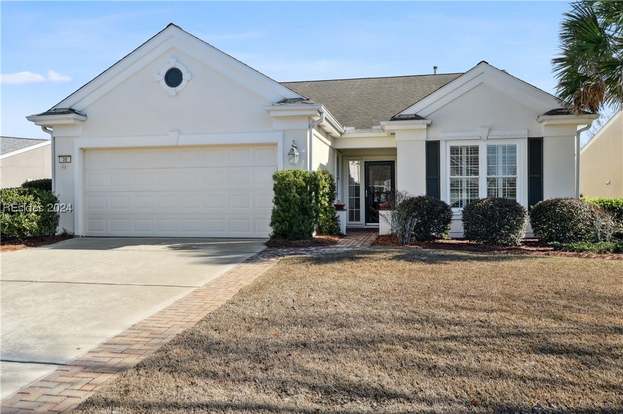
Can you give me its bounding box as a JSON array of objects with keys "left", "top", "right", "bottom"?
[
  {"left": 58, "top": 155, "right": 72, "bottom": 164},
  {"left": 288, "top": 140, "right": 300, "bottom": 165}
]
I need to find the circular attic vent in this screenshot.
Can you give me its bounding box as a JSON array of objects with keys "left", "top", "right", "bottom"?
[{"left": 164, "top": 67, "right": 183, "bottom": 88}]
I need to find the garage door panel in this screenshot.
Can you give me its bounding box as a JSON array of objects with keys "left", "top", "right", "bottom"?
[{"left": 84, "top": 145, "right": 276, "bottom": 237}]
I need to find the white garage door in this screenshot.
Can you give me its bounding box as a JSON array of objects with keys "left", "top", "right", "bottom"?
[{"left": 83, "top": 144, "right": 277, "bottom": 237}]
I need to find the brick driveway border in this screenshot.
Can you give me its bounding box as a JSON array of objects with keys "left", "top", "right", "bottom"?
[
  {"left": 1, "top": 230, "right": 377, "bottom": 414},
  {"left": 0, "top": 255, "right": 278, "bottom": 414}
]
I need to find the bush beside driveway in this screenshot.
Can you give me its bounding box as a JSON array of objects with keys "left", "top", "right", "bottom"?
[{"left": 75, "top": 249, "right": 623, "bottom": 413}]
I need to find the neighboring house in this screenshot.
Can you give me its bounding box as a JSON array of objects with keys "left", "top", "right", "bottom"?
[
  {"left": 580, "top": 111, "right": 623, "bottom": 198},
  {"left": 27, "top": 24, "right": 596, "bottom": 238},
  {"left": 0, "top": 136, "right": 51, "bottom": 188}
]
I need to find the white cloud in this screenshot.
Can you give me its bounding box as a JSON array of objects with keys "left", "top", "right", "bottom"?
[
  {"left": 46, "top": 70, "right": 71, "bottom": 82},
  {"left": 0, "top": 70, "right": 71, "bottom": 85}
]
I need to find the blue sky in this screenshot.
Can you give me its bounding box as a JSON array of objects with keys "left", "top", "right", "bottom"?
[{"left": 1, "top": 1, "right": 572, "bottom": 139}]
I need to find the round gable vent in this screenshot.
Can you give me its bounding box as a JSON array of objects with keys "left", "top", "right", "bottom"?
[
  {"left": 164, "top": 67, "right": 183, "bottom": 88},
  {"left": 156, "top": 58, "right": 192, "bottom": 96}
]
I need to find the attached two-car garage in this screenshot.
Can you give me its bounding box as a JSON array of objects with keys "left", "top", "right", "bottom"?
[{"left": 83, "top": 144, "right": 277, "bottom": 238}]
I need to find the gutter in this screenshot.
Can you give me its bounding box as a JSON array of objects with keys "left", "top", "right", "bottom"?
[
  {"left": 308, "top": 110, "right": 326, "bottom": 171},
  {"left": 40, "top": 126, "right": 55, "bottom": 193}
]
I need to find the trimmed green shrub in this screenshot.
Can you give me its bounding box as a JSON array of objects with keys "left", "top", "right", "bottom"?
[
  {"left": 314, "top": 170, "right": 340, "bottom": 235},
  {"left": 270, "top": 170, "right": 317, "bottom": 240},
  {"left": 463, "top": 198, "right": 527, "bottom": 246},
  {"left": 393, "top": 195, "right": 452, "bottom": 243},
  {"left": 530, "top": 198, "right": 614, "bottom": 243},
  {"left": 585, "top": 197, "right": 623, "bottom": 238},
  {"left": 0, "top": 188, "right": 59, "bottom": 239},
  {"left": 550, "top": 241, "right": 623, "bottom": 254},
  {"left": 22, "top": 178, "right": 52, "bottom": 192}
]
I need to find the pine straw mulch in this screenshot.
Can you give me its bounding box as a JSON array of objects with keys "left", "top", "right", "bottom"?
[
  {"left": 74, "top": 249, "right": 623, "bottom": 413},
  {"left": 374, "top": 235, "right": 623, "bottom": 260},
  {"left": 0, "top": 234, "right": 73, "bottom": 252}
]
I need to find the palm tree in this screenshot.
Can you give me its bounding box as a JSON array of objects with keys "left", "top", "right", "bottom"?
[{"left": 553, "top": 1, "right": 623, "bottom": 113}]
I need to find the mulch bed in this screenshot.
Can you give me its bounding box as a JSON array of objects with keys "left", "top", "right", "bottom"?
[
  {"left": 0, "top": 234, "right": 73, "bottom": 252},
  {"left": 265, "top": 235, "right": 341, "bottom": 248},
  {"left": 374, "top": 235, "right": 623, "bottom": 260}
]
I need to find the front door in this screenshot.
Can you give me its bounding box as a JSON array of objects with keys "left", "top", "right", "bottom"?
[{"left": 365, "top": 161, "right": 395, "bottom": 224}]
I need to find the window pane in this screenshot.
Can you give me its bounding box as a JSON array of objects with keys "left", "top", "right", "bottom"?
[
  {"left": 487, "top": 177, "right": 517, "bottom": 199},
  {"left": 348, "top": 161, "right": 361, "bottom": 222},
  {"left": 450, "top": 145, "right": 479, "bottom": 177},
  {"left": 450, "top": 177, "right": 479, "bottom": 208},
  {"left": 486, "top": 144, "right": 517, "bottom": 200},
  {"left": 449, "top": 145, "right": 480, "bottom": 208}
]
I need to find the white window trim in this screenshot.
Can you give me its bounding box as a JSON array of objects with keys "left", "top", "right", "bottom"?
[{"left": 443, "top": 138, "right": 527, "bottom": 214}]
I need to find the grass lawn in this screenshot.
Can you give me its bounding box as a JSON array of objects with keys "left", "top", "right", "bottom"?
[{"left": 76, "top": 249, "right": 623, "bottom": 413}]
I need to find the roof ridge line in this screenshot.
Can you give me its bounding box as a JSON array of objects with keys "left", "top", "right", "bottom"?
[{"left": 280, "top": 72, "right": 464, "bottom": 84}]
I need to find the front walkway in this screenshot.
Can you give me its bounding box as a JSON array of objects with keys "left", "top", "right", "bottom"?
[{"left": 1, "top": 230, "right": 377, "bottom": 414}]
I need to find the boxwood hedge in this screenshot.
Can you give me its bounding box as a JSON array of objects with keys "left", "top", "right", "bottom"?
[
  {"left": 463, "top": 198, "right": 527, "bottom": 246},
  {"left": 530, "top": 198, "right": 614, "bottom": 243},
  {"left": 393, "top": 196, "right": 452, "bottom": 243}
]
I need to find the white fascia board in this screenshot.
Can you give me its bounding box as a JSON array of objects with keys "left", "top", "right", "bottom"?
[
  {"left": 267, "top": 104, "right": 321, "bottom": 118},
  {"left": 380, "top": 120, "right": 430, "bottom": 132},
  {"left": 397, "top": 62, "right": 489, "bottom": 116},
  {"left": 334, "top": 135, "right": 396, "bottom": 149},
  {"left": 537, "top": 114, "right": 598, "bottom": 126},
  {"left": 342, "top": 129, "right": 390, "bottom": 138},
  {"left": 53, "top": 25, "right": 302, "bottom": 111},
  {"left": 0, "top": 141, "right": 50, "bottom": 160},
  {"left": 397, "top": 61, "right": 562, "bottom": 119},
  {"left": 26, "top": 112, "right": 87, "bottom": 127},
  {"left": 53, "top": 27, "right": 175, "bottom": 109}
]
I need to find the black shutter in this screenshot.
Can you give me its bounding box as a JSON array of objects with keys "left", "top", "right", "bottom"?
[
  {"left": 528, "top": 137, "right": 543, "bottom": 208},
  {"left": 425, "top": 141, "right": 440, "bottom": 199}
]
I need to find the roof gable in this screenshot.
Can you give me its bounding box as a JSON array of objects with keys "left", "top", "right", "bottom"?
[
  {"left": 51, "top": 24, "right": 302, "bottom": 112},
  {"left": 396, "top": 61, "right": 562, "bottom": 119},
  {"left": 282, "top": 73, "right": 461, "bottom": 129}
]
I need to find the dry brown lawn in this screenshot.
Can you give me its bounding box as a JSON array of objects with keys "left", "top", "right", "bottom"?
[{"left": 76, "top": 249, "right": 623, "bottom": 413}]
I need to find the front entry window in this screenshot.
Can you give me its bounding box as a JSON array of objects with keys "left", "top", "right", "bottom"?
[
  {"left": 348, "top": 161, "right": 361, "bottom": 222},
  {"left": 365, "top": 161, "right": 395, "bottom": 224},
  {"left": 449, "top": 145, "right": 479, "bottom": 208}
]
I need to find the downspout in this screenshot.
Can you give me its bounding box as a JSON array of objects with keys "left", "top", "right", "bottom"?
[
  {"left": 308, "top": 109, "right": 326, "bottom": 171},
  {"left": 575, "top": 123, "right": 591, "bottom": 198},
  {"left": 40, "top": 126, "right": 55, "bottom": 193}
]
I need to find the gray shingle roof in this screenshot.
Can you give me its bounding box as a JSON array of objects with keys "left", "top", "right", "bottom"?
[
  {"left": 281, "top": 73, "right": 462, "bottom": 129},
  {"left": 1, "top": 136, "right": 49, "bottom": 155}
]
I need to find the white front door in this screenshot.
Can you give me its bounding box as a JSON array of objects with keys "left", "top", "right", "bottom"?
[{"left": 83, "top": 144, "right": 277, "bottom": 237}]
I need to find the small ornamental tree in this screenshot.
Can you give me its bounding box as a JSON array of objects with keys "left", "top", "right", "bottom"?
[{"left": 270, "top": 170, "right": 317, "bottom": 240}]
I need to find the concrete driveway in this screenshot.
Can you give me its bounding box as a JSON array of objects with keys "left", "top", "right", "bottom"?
[{"left": 0, "top": 237, "right": 265, "bottom": 399}]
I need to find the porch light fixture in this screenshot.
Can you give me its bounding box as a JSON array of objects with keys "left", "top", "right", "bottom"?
[
  {"left": 58, "top": 155, "right": 72, "bottom": 164},
  {"left": 288, "top": 140, "right": 300, "bottom": 165}
]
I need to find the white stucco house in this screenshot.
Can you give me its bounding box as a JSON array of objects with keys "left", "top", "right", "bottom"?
[
  {"left": 0, "top": 137, "right": 51, "bottom": 188},
  {"left": 27, "top": 23, "right": 597, "bottom": 238}
]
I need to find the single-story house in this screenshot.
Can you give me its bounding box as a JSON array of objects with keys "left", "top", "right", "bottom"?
[
  {"left": 580, "top": 111, "right": 623, "bottom": 198},
  {"left": 0, "top": 136, "right": 51, "bottom": 188},
  {"left": 27, "top": 23, "right": 597, "bottom": 238}
]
